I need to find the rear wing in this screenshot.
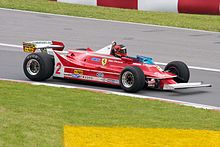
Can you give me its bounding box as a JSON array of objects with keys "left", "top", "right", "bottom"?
[{"left": 23, "top": 41, "right": 65, "bottom": 53}]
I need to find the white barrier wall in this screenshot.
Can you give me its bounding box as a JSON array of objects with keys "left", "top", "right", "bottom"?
[
  {"left": 138, "top": 0, "right": 178, "bottom": 12},
  {"left": 58, "top": 0, "right": 96, "bottom": 6}
]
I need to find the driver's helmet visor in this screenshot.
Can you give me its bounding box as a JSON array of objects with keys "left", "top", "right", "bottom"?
[{"left": 118, "top": 47, "right": 127, "bottom": 54}]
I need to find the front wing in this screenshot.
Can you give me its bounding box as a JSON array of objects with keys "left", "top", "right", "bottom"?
[{"left": 163, "top": 82, "right": 211, "bottom": 90}]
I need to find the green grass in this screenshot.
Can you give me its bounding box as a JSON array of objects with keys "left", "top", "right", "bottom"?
[
  {"left": 0, "top": 0, "right": 220, "bottom": 31},
  {"left": 0, "top": 81, "right": 220, "bottom": 146}
]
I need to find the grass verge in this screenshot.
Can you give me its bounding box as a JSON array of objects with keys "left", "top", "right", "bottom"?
[
  {"left": 0, "top": 0, "right": 220, "bottom": 32},
  {"left": 0, "top": 80, "right": 220, "bottom": 146}
]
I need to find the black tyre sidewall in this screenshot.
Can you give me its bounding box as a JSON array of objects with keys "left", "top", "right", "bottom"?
[
  {"left": 23, "top": 53, "right": 54, "bottom": 81},
  {"left": 44, "top": 55, "right": 54, "bottom": 79},
  {"left": 120, "top": 66, "right": 145, "bottom": 93},
  {"left": 165, "top": 61, "right": 190, "bottom": 83}
]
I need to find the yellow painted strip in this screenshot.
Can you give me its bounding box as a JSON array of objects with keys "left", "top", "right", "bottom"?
[{"left": 64, "top": 126, "right": 220, "bottom": 147}]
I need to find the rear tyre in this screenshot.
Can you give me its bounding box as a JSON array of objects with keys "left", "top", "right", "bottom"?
[
  {"left": 120, "top": 66, "right": 145, "bottom": 93},
  {"left": 23, "top": 53, "right": 54, "bottom": 81},
  {"left": 164, "top": 61, "right": 190, "bottom": 83}
]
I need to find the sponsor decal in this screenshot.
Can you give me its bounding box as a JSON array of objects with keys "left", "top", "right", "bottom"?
[
  {"left": 34, "top": 41, "right": 52, "bottom": 44},
  {"left": 107, "top": 79, "right": 119, "bottom": 84},
  {"left": 108, "top": 59, "right": 123, "bottom": 64},
  {"left": 71, "top": 74, "right": 81, "bottom": 78},
  {"left": 94, "top": 76, "right": 119, "bottom": 84},
  {"left": 102, "top": 58, "right": 108, "bottom": 66},
  {"left": 81, "top": 75, "right": 93, "bottom": 80},
  {"left": 132, "top": 63, "right": 141, "bottom": 66},
  {"left": 64, "top": 73, "right": 72, "bottom": 76},
  {"left": 74, "top": 70, "right": 83, "bottom": 75},
  {"left": 156, "top": 66, "right": 163, "bottom": 72},
  {"left": 23, "top": 43, "right": 36, "bottom": 52},
  {"left": 96, "top": 73, "right": 104, "bottom": 78},
  {"left": 91, "top": 57, "right": 101, "bottom": 62},
  {"left": 65, "top": 72, "right": 118, "bottom": 83}
]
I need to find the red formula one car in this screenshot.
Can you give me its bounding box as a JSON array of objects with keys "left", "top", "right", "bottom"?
[{"left": 22, "top": 41, "right": 211, "bottom": 92}]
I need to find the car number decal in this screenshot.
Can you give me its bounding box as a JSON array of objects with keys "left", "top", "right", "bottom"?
[{"left": 55, "top": 62, "right": 62, "bottom": 74}]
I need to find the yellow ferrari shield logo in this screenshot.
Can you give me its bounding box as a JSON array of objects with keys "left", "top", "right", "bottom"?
[{"left": 102, "top": 58, "right": 108, "bottom": 66}]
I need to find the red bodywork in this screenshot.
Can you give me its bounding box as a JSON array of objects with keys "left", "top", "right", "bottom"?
[{"left": 53, "top": 46, "right": 177, "bottom": 89}]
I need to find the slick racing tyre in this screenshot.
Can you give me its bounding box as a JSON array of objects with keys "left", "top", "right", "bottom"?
[
  {"left": 120, "top": 66, "right": 145, "bottom": 93},
  {"left": 23, "top": 53, "right": 54, "bottom": 81},
  {"left": 164, "top": 61, "right": 190, "bottom": 83}
]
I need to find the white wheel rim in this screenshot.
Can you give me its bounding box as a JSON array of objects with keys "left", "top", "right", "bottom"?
[
  {"left": 26, "top": 59, "right": 40, "bottom": 76},
  {"left": 122, "top": 71, "right": 134, "bottom": 88}
]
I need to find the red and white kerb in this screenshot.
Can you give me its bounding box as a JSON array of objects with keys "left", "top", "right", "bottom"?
[{"left": 53, "top": 0, "right": 220, "bottom": 15}]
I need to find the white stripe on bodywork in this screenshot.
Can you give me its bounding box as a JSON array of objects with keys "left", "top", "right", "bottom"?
[
  {"left": 64, "top": 67, "right": 120, "bottom": 75},
  {"left": 64, "top": 73, "right": 120, "bottom": 84},
  {"left": 53, "top": 51, "right": 65, "bottom": 78}
]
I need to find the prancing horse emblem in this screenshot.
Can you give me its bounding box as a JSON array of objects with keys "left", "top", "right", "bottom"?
[{"left": 102, "top": 58, "right": 108, "bottom": 66}]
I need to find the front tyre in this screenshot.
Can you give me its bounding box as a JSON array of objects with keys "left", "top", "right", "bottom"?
[
  {"left": 120, "top": 66, "right": 145, "bottom": 93},
  {"left": 23, "top": 53, "right": 54, "bottom": 81},
  {"left": 164, "top": 61, "right": 190, "bottom": 83}
]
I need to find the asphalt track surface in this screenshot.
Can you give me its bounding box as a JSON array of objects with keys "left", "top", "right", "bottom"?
[{"left": 0, "top": 9, "right": 220, "bottom": 107}]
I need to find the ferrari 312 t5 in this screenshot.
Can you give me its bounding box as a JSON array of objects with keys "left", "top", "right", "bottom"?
[{"left": 22, "top": 41, "right": 211, "bottom": 92}]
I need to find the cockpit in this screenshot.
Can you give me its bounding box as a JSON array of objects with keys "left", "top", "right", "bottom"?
[{"left": 95, "top": 41, "right": 127, "bottom": 58}]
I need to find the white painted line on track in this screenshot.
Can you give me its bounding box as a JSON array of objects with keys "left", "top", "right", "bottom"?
[
  {"left": 0, "top": 78, "right": 219, "bottom": 110},
  {"left": 155, "top": 62, "right": 220, "bottom": 73},
  {"left": 1, "top": 42, "right": 220, "bottom": 73},
  {"left": 0, "top": 8, "right": 219, "bottom": 34},
  {"left": 0, "top": 43, "right": 22, "bottom": 48}
]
